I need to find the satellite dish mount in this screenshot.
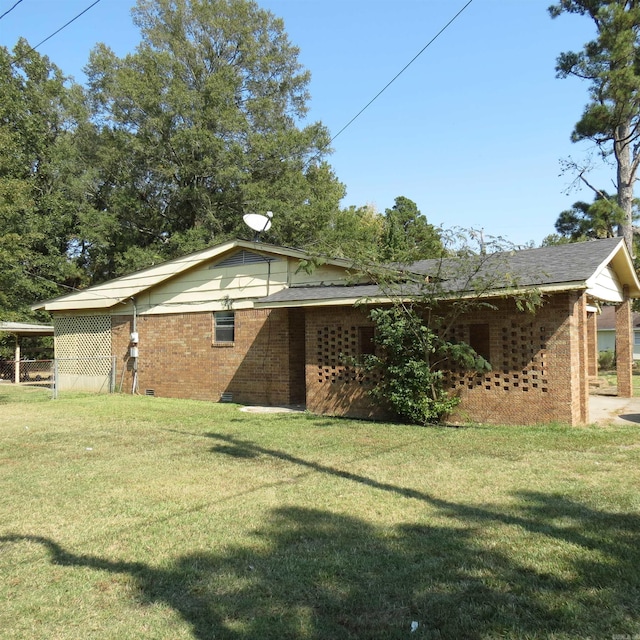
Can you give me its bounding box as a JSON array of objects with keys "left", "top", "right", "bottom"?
[{"left": 243, "top": 211, "right": 273, "bottom": 241}]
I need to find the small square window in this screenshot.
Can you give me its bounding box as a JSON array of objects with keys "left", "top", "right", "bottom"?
[{"left": 214, "top": 311, "right": 235, "bottom": 343}]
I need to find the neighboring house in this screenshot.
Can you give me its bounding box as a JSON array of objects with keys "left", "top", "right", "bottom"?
[
  {"left": 597, "top": 305, "right": 640, "bottom": 360},
  {"left": 33, "top": 237, "right": 640, "bottom": 426}
]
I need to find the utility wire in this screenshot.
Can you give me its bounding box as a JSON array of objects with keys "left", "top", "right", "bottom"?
[
  {"left": 328, "top": 0, "right": 475, "bottom": 147},
  {"left": 10, "top": 0, "right": 101, "bottom": 67},
  {"left": 0, "top": 0, "right": 24, "bottom": 21}
]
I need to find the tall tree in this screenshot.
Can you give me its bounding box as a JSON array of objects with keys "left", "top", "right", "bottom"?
[
  {"left": 554, "top": 190, "right": 628, "bottom": 240},
  {"left": 316, "top": 204, "right": 384, "bottom": 261},
  {"left": 0, "top": 41, "right": 89, "bottom": 318},
  {"left": 550, "top": 1, "right": 640, "bottom": 250},
  {"left": 381, "top": 196, "right": 442, "bottom": 262},
  {"left": 84, "top": 0, "right": 344, "bottom": 277}
]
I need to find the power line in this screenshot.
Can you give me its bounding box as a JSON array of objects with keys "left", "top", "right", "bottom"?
[
  {"left": 10, "top": 0, "right": 102, "bottom": 67},
  {"left": 329, "top": 0, "right": 475, "bottom": 146},
  {"left": 0, "top": 0, "right": 24, "bottom": 21}
]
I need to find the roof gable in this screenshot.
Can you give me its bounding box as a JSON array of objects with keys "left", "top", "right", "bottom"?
[{"left": 32, "top": 240, "right": 355, "bottom": 313}]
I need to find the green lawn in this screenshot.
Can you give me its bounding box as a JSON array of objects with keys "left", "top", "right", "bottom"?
[
  {"left": 601, "top": 370, "right": 640, "bottom": 396},
  {"left": 1, "top": 387, "right": 639, "bottom": 639}
]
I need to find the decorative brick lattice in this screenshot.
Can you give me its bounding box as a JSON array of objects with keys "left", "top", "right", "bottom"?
[
  {"left": 316, "top": 325, "right": 376, "bottom": 385},
  {"left": 445, "top": 321, "right": 548, "bottom": 393},
  {"left": 54, "top": 316, "right": 112, "bottom": 375}
]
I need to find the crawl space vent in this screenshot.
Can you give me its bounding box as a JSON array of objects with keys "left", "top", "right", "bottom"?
[
  {"left": 145, "top": 389, "right": 156, "bottom": 397},
  {"left": 220, "top": 392, "right": 233, "bottom": 403}
]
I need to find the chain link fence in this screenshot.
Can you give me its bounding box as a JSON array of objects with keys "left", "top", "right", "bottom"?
[
  {"left": 0, "top": 359, "right": 53, "bottom": 385},
  {"left": 52, "top": 356, "right": 117, "bottom": 398},
  {"left": 0, "top": 357, "right": 116, "bottom": 398}
]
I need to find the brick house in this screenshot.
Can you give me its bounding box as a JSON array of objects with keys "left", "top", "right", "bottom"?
[
  {"left": 34, "top": 236, "right": 640, "bottom": 425},
  {"left": 597, "top": 305, "right": 640, "bottom": 360}
]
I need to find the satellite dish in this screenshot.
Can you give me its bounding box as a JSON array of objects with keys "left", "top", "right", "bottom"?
[{"left": 243, "top": 211, "right": 273, "bottom": 239}]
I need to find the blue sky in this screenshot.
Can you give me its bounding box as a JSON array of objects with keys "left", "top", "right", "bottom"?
[{"left": 0, "top": 0, "right": 614, "bottom": 246}]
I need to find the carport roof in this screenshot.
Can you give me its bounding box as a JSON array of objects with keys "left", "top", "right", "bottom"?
[{"left": 0, "top": 322, "right": 54, "bottom": 336}]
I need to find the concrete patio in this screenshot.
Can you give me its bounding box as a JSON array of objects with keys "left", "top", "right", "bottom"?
[{"left": 590, "top": 393, "right": 640, "bottom": 425}]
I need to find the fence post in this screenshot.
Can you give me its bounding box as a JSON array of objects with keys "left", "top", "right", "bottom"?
[
  {"left": 110, "top": 356, "right": 116, "bottom": 393},
  {"left": 14, "top": 338, "right": 20, "bottom": 384},
  {"left": 52, "top": 359, "right": 58, "bottom": 399}
]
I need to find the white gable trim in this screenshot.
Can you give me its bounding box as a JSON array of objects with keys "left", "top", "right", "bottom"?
[{"left": 585, "top": 239, "right": 640, "bottom": 301}]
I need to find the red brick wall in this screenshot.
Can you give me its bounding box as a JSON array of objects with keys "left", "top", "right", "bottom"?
[
  {"left": 108, "top": 290, "right": 590, "bottom": 425},
  {"left": 111, "top": 309, "right": 298, "bottom": 405},
  {"left": 288, "top": 309, "right": 306, "bottom": 405},
  {"left": 304, "top": 293, "right": 589, "bottom": 426},
  {"left": 305, "top": 307, "right": 387, "bottom": 420},
  {"left": 586, "top": 311, "right": 598, "bottom": 378},
  {"left": 616, "top": 295, "right": 633, "bottom": 397},
  {"left": 574, "top": 294, "right": 589, "bottom": 423}
]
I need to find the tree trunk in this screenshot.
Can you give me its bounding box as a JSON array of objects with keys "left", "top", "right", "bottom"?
[{"left": 615, "top": 121, "right": 635, "bottom": 253}]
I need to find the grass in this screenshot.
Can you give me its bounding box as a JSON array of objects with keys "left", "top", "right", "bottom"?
[
  {"left": 601, "top": 369, "right": 640, "bottom": 396},
  {"left": 1, "top": 386, "right": 640, "bottom": 639}
]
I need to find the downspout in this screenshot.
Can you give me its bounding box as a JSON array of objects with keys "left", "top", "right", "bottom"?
[
  {"left": 267, "top": 258, "right": 272, "bottom": 297},
  {"left": 131, "top": 297, "right": 139, "bottom": 395}
]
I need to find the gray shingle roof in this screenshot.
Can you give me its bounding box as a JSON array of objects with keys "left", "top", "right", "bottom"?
[
  {"left": 258, "top": 283, "right": 385, "bottom": 304},
  {"left": 409, "top": 236, "right": 623, "bottom": 287},
  {"left": 257, "top": 237, "right": 632, "bottom": 306}
]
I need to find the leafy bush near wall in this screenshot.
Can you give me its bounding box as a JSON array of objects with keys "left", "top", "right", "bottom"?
[
  {"left": 360, "top": 306, "right": 490, "bottom": 426},
  {"left": 599, "top": 349, "right": 616, "bottom": 370}
]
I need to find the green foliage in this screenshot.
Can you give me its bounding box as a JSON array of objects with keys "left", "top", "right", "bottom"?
[
  {"left": 361, "top": 305, "right": 490, "bottom": 426},
  {"left": 313, "top": 196, "right": 442, "bottom": 264},
  {"left": 316, "top": 204, "right": 384, "bottom": 261},
  {"left": 355, "top": 230, "right": 545, "bottom": 426},
  {"left": 82, "top": 0, "right": 345, "bottom": 277},
  {"left": 599, "top": 349, "right": 616, "bottom": 370},
  {"left": 0, "top": 41, "right": 90, "bottom": 318},
  {"left": 550, "top": 0, "right": 640, "bottom": 248},
  {"left": 554, "top": 191, "right": 629, "bottom": 240},
  {"left": 382, "top": 196, "right": 443, "bottom": 262}
]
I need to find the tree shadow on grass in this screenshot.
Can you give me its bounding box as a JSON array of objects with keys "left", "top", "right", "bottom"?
[{"left": 2, "top": 437, "right": 640, "bottom": 639}]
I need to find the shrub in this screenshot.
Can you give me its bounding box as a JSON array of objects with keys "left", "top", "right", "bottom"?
[
  {"left": 598, "top": 349, "right": 615, "bottom": 370},
  {"left": 361, "top": 306, "right": 490, "bottom": 425}
]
